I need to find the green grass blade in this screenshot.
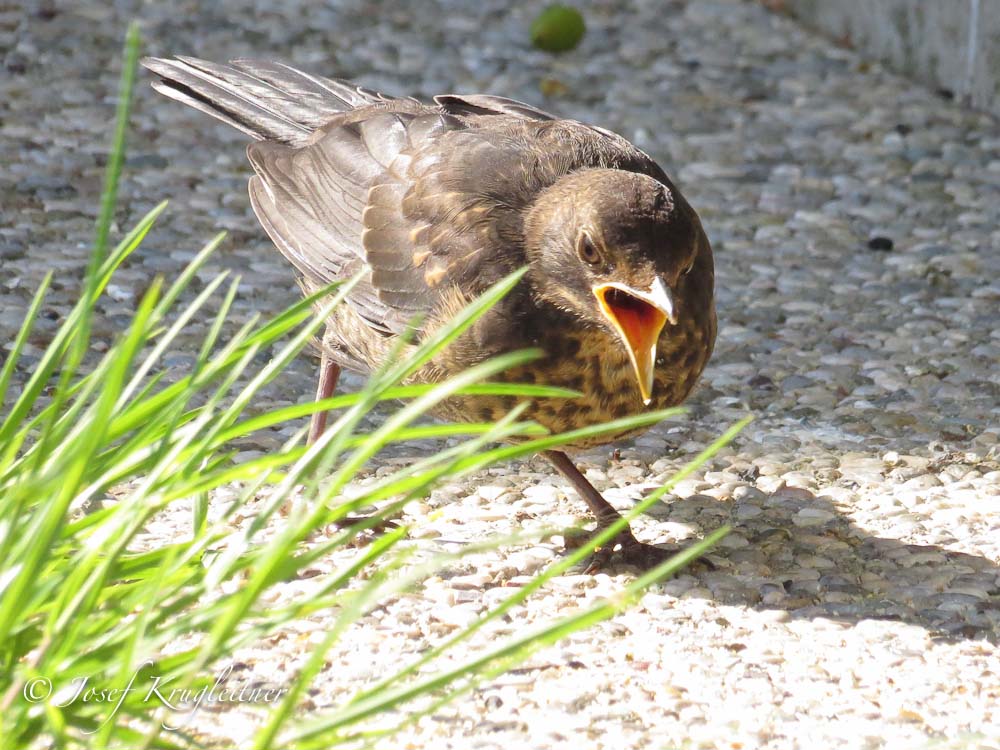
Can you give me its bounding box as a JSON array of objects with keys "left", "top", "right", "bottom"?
[
  {"left": 0, "top": 272, "right": 52, "bottom": 412},
  {"left": 91, "top": 22, "right": 140, "bottom": 271}
]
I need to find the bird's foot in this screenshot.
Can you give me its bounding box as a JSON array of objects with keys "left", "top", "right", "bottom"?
[
  {"left": 329, "top": 514, "right": 399, "bottom": 535},
  {"left": 566, "top": 527, "right": 715, "bottom": 574},
  {"left": 323, "top": 514, "right": 400, "bottom": 548},
  {"left": 584, "top": 530, "right": 675, "bottom": 573}
]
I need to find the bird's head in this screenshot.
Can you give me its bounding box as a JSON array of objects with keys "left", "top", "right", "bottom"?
[{"left": 524, "top": 168, "right": 713, "bottom": 405}]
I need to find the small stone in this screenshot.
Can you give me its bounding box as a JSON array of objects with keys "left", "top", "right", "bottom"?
[
  {"left": 732, "top": 485, "right": 766, "bottom": 503},
  {"left": 735, "top": 503, "right": 763, "bottom": 520},
  {"left": 867, "top": 235, "right": 894, "bottom": 251},
  {"left": 0, "top": 241, "right": 26, "bottom": 260},
  {"left": 900, "top": 474, "right": 943, "bottom": 490},
  {"left": 792, "top": 508, "right": 835, "bottom": 526}
]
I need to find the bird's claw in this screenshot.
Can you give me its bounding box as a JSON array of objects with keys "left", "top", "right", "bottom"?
[
  {"left": 580, "top": 529, "right": 716, "bottom": 574},
  {"left": 330, "top": 514, "right": 399, "bottom": 535}
]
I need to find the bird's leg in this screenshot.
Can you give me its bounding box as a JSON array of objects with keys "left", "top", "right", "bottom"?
[
  {"left": 305, "top": 351, "right": 395, "bottom": 533},
  {"left": 308, "top": 351, "right": 341, "bottom": 446},
  {"left": 543, "top": 449, "right": 677, "bottom": 571}
]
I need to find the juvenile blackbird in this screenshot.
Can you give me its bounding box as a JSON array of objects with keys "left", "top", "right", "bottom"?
[{"left": 143, "top": 57, "right": 716, "bottom": 569}]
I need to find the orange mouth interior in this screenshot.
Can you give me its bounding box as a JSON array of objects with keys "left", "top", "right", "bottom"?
[
  {"left": 594, "top": 285, "right": 669, "bottom": 404},
  {"left": 599, "top": 287, "right": 667, "bottom": 352}
]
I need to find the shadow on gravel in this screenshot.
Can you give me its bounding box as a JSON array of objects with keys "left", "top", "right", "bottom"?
[{"left": 636, "top": 489, "right": 1000, "bottom": 644}]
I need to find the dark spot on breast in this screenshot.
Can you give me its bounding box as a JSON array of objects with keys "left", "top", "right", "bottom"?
[
  {"left": 557, "top": 402, "right": 579, "bottom": 420},
  {"left": 563, "top": 337, "right": 581, "bottom": 357},
  {"left": 539, "top": 403, "right": 558, "bottom": 419},
  {"left": 566, "top": 374, "right": 584, "bottom": 391},
  {"left": 585, "top": 370, "right": 603, "bottom": 394},
  {"left": 605, "top": 395, "right": 631, "bottom": 419},
  {"left": 662, "top": 347, "right": 683, "bottom": 366}
]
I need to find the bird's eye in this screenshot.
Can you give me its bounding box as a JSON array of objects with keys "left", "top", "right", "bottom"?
[{"left": 577, "top": 234, "right": 602, "bottom": 266}]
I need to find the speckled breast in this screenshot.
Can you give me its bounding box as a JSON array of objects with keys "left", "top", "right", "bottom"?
[{"left": 432, "top": 314, "right": 715, "bottom": 449}]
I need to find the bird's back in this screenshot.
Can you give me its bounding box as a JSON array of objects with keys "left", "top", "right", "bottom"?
[{"left": 143, "top": 57, "right": 671, "bottom": 345}]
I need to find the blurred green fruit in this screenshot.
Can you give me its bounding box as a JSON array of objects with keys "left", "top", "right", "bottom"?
[{"left": 530, "top": 5, "right": 586, "bottom": 53}]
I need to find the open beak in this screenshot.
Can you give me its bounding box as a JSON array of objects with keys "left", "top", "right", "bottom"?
[{"left": 593, "top": 277, "right": 677, "bottom": 406}]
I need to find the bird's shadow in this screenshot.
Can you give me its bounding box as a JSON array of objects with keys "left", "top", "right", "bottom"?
[{"left": 614, "top": 487, "right": 1000, "bottom": 644}]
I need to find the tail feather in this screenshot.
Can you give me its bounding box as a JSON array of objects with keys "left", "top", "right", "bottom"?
[
  {"left": 229, "top": 58, "right": 394, "bottom": 111},
  {"left": 141, "top": 56, "right": 390, "bottom": 144}
]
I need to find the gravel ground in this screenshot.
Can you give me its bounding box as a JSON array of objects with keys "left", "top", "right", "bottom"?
[{"left": 2, "top": 0, "right": 999, "bottom": 748}]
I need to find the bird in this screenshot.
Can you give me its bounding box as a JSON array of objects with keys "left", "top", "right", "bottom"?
[{"left": 142, "top": 56, "right": 716, "bottom": 569}]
